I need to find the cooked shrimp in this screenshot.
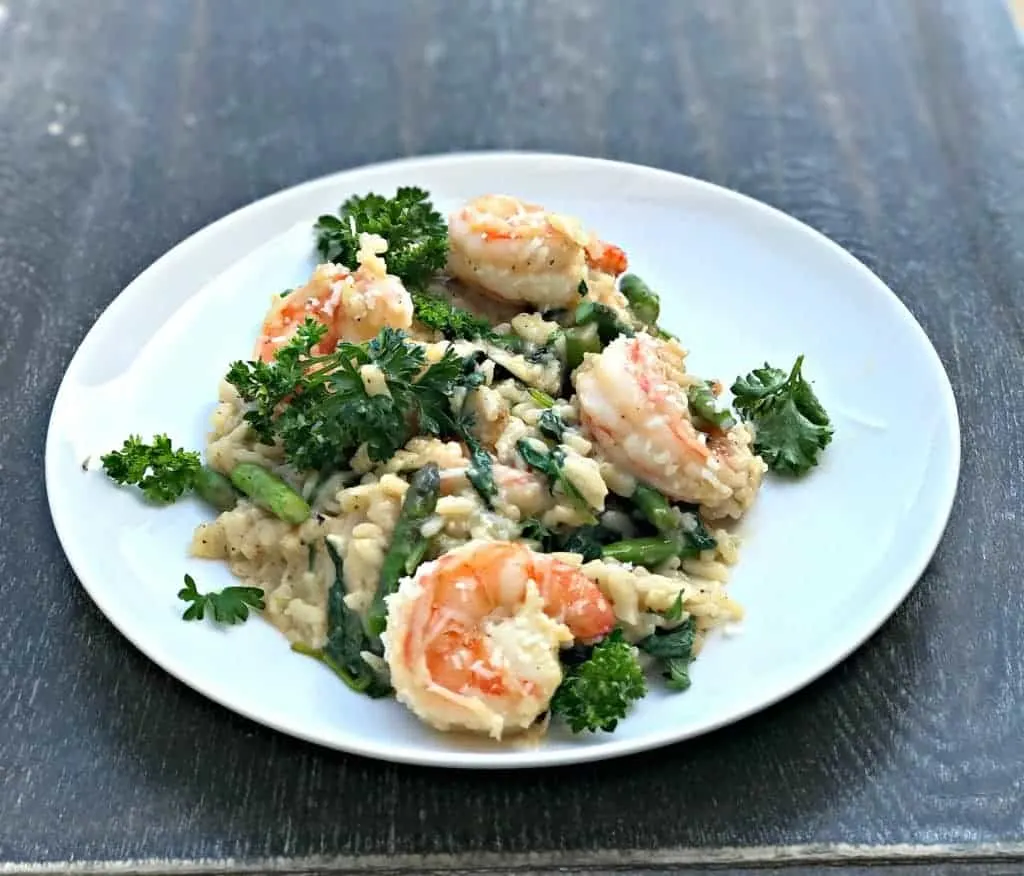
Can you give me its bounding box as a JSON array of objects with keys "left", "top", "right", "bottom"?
[
  {"left": 574, "top": 333, "right": 767, "bottom": 520},
  {"left": 383, "top": 540, "right": 616, "bottom": 738},
  {"left": 447, "top": 194, "right": 628, "bottom": 310},
  {"left": 254, "top": 233, "right": 413, "bottom": 362}
]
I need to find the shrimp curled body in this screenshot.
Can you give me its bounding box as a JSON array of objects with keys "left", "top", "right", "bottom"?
[
  {"left": 255, "top": 233, "right": 413, "bottom": 362},
  {"left": 575, "top": 333, "right": 767, "bottom": 520},
  {"left": 383, "top": 540, "right": 616, "bottom": 739},
  {"left": 447, "top": 194, "right": 628, "bottom": 311}
]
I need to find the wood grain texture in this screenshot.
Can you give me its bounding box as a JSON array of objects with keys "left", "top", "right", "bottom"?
[{"left": 1, "top": 0, "right": 1023, "bottom": 868}]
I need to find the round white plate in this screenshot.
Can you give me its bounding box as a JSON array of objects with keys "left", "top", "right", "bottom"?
[{"left": 45, "top": 152, "right": 960, "bottom": 768}]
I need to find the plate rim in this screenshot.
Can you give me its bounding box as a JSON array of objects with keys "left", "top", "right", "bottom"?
[{"left": 44, "top": 150, "right": 962, "bottom": 768}]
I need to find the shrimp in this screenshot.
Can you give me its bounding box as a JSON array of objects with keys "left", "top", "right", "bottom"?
[
  {"left": 383, "top": 540, "right": 616, "bottom": 739},
  {"left": 574, "top": 333, "right": 767, "bottom": 520},
  {"left": 447, "top": 194, "right": 628, "bottom": 310},
  {"left": 254, "top": 233, "right": 413, "bottom": 362}
]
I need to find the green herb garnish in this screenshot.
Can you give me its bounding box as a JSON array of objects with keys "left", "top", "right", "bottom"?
[
  {"left": 551, "top": 629, "right": 647, "bottom": 733},
  {"left": 100, "top": 434, "right": 200, "bottom": 504},
  {"left": 731, "top": 355, "right": 833, "bottom": 476},
  {"left": 177, "top": 574, "right": 265, "bottom": 624}
]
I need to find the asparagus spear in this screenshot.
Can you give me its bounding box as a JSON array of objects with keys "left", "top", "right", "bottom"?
[
  {"left": 193, "top": 466, "right": 239, "bottom": 512},
  {"left": 601, "top": 537, "right": 681, "bottom": 567},
  {"left": 229, "top": 462, "right": 310, "bottom": 524},
  {"left": 619, "top": 273, "right": 660, "bottom": 326},
  {"left": 686, "top": 382, "right": 737, "bottom": 430},
  {"left": 564, "top": 323, "right": 602, "bottom": 371},
  {"left": 627, "top": 483, "right": 718, "bottom": 560},
  {"left": 367, "top": 463, "right": 441, "bottom": 638},
  {"left": 631, "top": 483, "right": 679, "bottom": 534}
]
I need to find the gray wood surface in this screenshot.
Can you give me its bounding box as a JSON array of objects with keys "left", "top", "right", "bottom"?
[{"left": 2, "top": 0, "right": 1023, "bottom": 871}]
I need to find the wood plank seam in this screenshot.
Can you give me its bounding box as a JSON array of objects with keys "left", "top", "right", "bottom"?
[{"left": 5, "top": 842, "right": 1024, "bottom": 875}]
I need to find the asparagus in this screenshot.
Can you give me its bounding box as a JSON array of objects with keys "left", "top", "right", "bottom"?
[
  {"left": 564, "top": 323, "right": 602, "bottom": 371},
  {"left": 619, "top": 273, "right": 660, "bottom": 326},
  {"left": 528, "top": 388, "right": 556, "bottom": 408},
  {"left": 686, "top": 383, "right": 737, "bottom": 430},
  {"left": 193, "top": 466, "right": 239, "bottom": 512},
  {"left": 229, "top": 462, "right": 310, "bottom": 525},
  {"left": 367, "top": 463, "right": 441, "bottom": 638},
  {"left": 629, "top": 482, "right": 718, "bottom": 558},
  {"left": 601, "top": 537, "right": 681, "bottom": 567},
  {"left": 631, "top": 483, "right": 678, "bottom": 534}
]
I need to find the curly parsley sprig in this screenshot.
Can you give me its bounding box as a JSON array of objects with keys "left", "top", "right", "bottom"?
[
  {"left": 226, "top": 322, "right": 482, "bottom": 472},
  {"left": 313, "top": 186, "right": 448, "bottom": 290},
  {"left": 100, "top": 434, "right": 201, "bottom": 503}
]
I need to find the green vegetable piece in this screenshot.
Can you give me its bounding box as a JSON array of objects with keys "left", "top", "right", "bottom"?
[
  {"left": 678, "top": 508, "right": 717, "bottom": 557},
  {"left": 637, "top": 616, "right": 697, "bottom": 692},
  {"left": 537, "top": 408, "right": 566, "bottom": 443},
  {"left": 630, "top": 483, "right": 678, "bottom": 535},
  {"left": 367, "top": 463, "right": 441, "bottom": 639},
  {"left": 193, "top": 466, "right": 239, "bottom": 512},
  {"left": 292, "top": 540, "right": 391, "bottom": 697},
  {"left": 600, "top": 536, "right": 681, "bottom": 568},
  {"left": 661, "top": 591, "right": 685, "bottom": 623},
  {"left": 528, "top": 388, "right": 556, "bottom": 408},
  {"left": 226, "top": 324, "right": 482, "bottom": 473},
  {"left": 619, "top": 273, "right": 660, "bottom": 326},
  {"left": 515, "top": 439, "right": 597, "bottom": 524},
  {"left": 314, "top": 187, "right": 448, "bottom": 290},
  {"left": 731, "top": 354, "right": 833, "bottom": 476},
  {"left": 520, "top": 516, "right": 554, "bottom": 544},
  {"left": 550, "top": 629, "right": 647, "bottom": 733},
  {"left": 573, "top": 300, "right": 635, "bottom": 345},
  {"left": 559, "top": 525, "right": 613, "bottom": 562},
  {"left": 564, "top": 323, "right": 602, "bottom": 371},
  {"left": 177, "top": 573, "right": 265, "bottom": 624},
  {"left": 687, "top": 382, "right": 737, "bottom": 431},
  {"left": 100, "top": 433, "right": 201, "bottom": 504},
  {"left": 230, "top": 463, "right": 311, "bottom": 525},
  {"left": 411, "top": 290, "right": 497, "bottom": 342},
  {"left": 461, "top": 429, "right": 497, "bottom": 508}
]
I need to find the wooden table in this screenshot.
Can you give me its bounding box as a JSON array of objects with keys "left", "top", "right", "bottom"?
[{"left": 3, "top": 1, "right": 1023, "bottom": 873}]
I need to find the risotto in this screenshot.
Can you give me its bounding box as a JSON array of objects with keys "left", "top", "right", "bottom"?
[{"left": 101, "top": 187, "right": 833, "bottom": 742}]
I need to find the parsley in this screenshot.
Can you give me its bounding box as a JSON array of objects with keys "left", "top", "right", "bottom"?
[
  {"left": 226, "top": 323, "right": 480, "bottom": 472},
  {"left": 101, "top": 434, "right": 201, "bottom": 503},
  {"left": 177, "top": 574, "right": 265, "bottom": 624},
  {"left": 551, "top": 629, "right": 647, "bottom": 733},
  {"left": 731, "top": 355, "right": 833, "bottom": 476},
  {"left": 313, "top": 186, "right": 448, "bottom": 290},
  {"left": 412, "top": 290, "right": 492, "bottom": 339}
]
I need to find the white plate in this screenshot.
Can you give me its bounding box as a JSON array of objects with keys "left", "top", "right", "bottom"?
[{"left": 45, "top": 152, "right": 960, "bottom": 768}]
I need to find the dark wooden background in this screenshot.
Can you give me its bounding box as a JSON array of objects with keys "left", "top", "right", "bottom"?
[{"left": 3, "top": 0, "right": 1024, "bottom": 872}]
